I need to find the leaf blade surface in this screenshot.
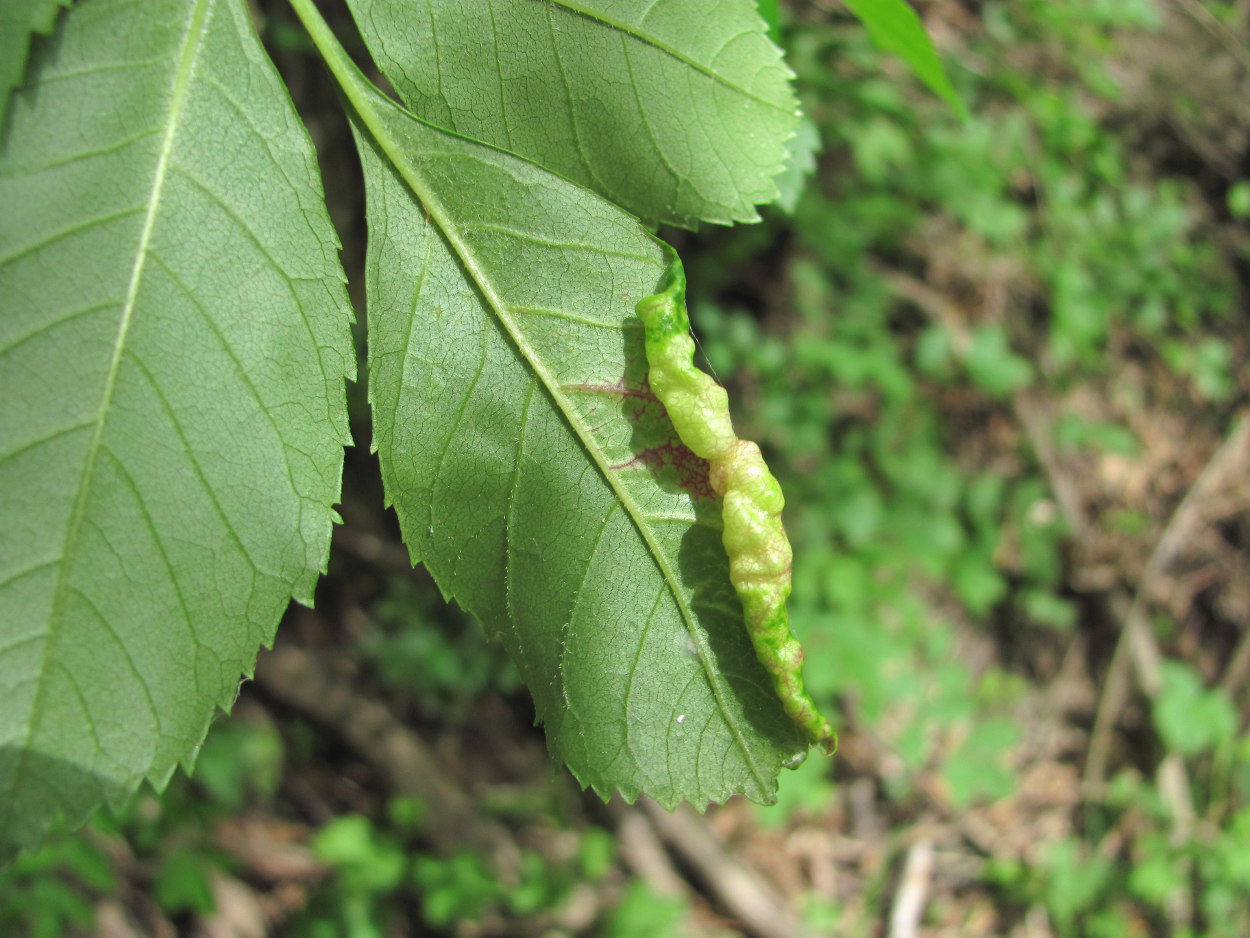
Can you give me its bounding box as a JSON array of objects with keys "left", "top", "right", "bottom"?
[
  {"left": 334, "top": 56, "right": 805, "bottom": 805},
  {"left": 345, "top": 0, "right": 800, "bottom": 227},
  {"left": 0, "top": 0, "right": 353, "bottom": 855}
]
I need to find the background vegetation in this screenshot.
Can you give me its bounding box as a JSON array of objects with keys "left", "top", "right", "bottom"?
[{"left": 4, "top": 0, "right": 1248, "bottom": 935}]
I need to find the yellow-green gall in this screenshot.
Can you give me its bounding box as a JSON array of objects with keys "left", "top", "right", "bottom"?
[{"left": 636, "top": 255, "right": 836, "bottom": 756}]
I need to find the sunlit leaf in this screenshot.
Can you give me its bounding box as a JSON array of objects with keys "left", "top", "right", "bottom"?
[{"left": 344, "top": 0, "right": 801, "bottom": 227}]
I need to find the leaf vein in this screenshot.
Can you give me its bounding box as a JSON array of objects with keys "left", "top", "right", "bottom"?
[
  {"left": 503, "top": 377, "right": 540, "bottom": 684},
  {"left": 544, "top": 3, "right": 611, "bottom": 194},
  {"left": 93, "top": 442, "right": 201, "bottom": 708},
  {"left": 144, "top": 251, "right": 306, "bottom": 523},
  {"left": 456, "top": 221, "right": 655, "bottom": 262},
  {"left": 120, "top": 347, "right": 261, "bottom": 580},
  {"left": 556, "top": 500, "right": 618, "bottom": 705},
  {"left": 28, "top": 54, "right": 174, "bottom": 88},
  {"left": 510, "top": 305, "right": 621, "bottom": 330},
  {"left": 64, "top": 575, "right": 162, "bottom": 755},
  {"left": 0, "top": 559, "right": 60, "bottom": 594},
  {"left": 543, "top": 0, "right": 793, "bottom": 113},
  {"left": 24, "top": 128, "right": 162, "bottom": 175},
  {"left": 0, "top": 206, "right": 145, "bottom": 268},
  {"left": 0, "top": 420, "right": 95, "bottom": 469},
  {"left": 0, "top": 301, "right": 116, "bottom": 358}
]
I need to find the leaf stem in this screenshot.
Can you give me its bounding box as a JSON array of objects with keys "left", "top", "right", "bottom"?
[{"left": 286, "top": 0, "right": 373, "bottom": 119}]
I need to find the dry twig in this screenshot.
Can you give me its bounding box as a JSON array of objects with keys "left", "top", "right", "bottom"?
[
  {"left": 1084, "top": 414, "right": 1250, "bottom": 788},
  {"left": 253, "top": 638, "right": 510, "bottom": 857},
  {"left": 640, "top": 799, "right": 810, "bottom": 938},
  {"left": 887, "top": 838, "right": 934, "bottom": 938},
  {"left": 876, "top": 265, "right": 1242, "bottom": 881}
]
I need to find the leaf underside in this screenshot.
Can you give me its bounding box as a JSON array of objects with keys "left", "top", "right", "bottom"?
[
  {"left": 345, "top": 0, "right": 800, "bottom": 228},
  {"left": 0, "top": 0, "right": 352, "bottom": 856},
  {"left": 346, "top": 70, "right": 806, "bottom": 807}
]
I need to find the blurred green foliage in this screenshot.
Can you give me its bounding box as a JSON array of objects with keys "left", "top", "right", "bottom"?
[
  {"left": 0, "top": 835, "right": 114, "bottom": 938},
  {"left": 989, "top": 739, "right": 1250, "bottom": 938},
  {"left": 689, "top": 0, "right": 1239, "bottom": 816},
  {"left": 359, "top": 577, "right": 521, "bottom": 719},
  {"left": 299, "top": 813, "right": 408, "bottom": 938},
  {"left": 690, "top": 0, "right": 1246, "bottom": 931},
  {"left": 1155, "top": 660, "right": 1240, "bottom": 758},
  {"left": 602, "top": 881, "right": 693, "bottom": 938},
  {"left": 0, "top": 716, "right": 283, "bottom": 934},
  {"left": 297, "top": 807, "right": 618, "bottom": 936}
]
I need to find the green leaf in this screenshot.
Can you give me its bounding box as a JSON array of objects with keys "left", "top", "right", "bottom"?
[
  {"left": 154, "top": 848, "right": 216, "bottom": 916},
  {"left": 841, "top": 0, "right": 966, "bottom": 118},
  {"left": 0, "top": 0, "right": 72, "bottom": 131},
  {"left": 942, "top": 717, "right": 1017, "bottom": 806},
  {"left": 0, "top": 0, "right": 353, "bottom": 857},
  {"left": 1154, "top": 660, "right": 1238, "bottom": 756},
  {"left": 1042, "top": 838, "right": 1113, "bottom": 932},
  {"left": 313, "top": 815, "right": 407, "bottom": 894},
  {"left": 963, "top": 325, "right": 1032, "bottom": 397},
  {"left": 604, "top": 881, "right": 691, "bottom": 938},
  {"left": 773, "top": 113, "right": 821, "bottom": 214},
  {"left": 343, "top": 0, "right": 800, "bottom": 228},
  {"left": 292, "top": 1, "right": 805, "bottom": 806},
  {"left": 1228, "top": 180, "right": 1250, "bottom": 220}
]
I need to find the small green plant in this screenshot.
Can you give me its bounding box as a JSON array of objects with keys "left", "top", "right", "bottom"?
[
  {"left": 300, "top": 814, "right": 408, "bottom": 938},
  {"left": 977, "top": 637, "right": 1247, "bottom": 933},
  {"left": 0, "top": 833, "right": 116, "bottom": 938},
  {"left": 295, "top": 809, "right": 618, "bottom": 936},
  {"left": 415, "top": 827, "right": 617, "bottom": 927},
  {"left": 359, "top": 578, "right": 520, "bottom": 719},
  {"left": 602, "top": 881, "right": 693, "bottom": 938},
  {"left": 1154, "top": 661, "right": 1239, "bottom": 758}
]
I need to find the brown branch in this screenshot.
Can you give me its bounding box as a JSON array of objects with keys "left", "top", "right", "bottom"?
[
  {"left": 1220, "top": 627, "right": 1250, "bottom": 702},
  {"left": 640, "top": 800, "right": 811, "bottom": 938},
  {"left": 1168, "top": 0, "right": 1250, "bottom": 73},
  {"left": 887, "top": 837, "right": 935, "bottom": 938},
  {"left": 615, "top": 806, "right": 689, "bottom": 897},
  {"left": 1085, "top": 414, "right": 1250, "bottom": 789},
  {"left": 253, "top": 640, "right": 509, "bottom": 857}
]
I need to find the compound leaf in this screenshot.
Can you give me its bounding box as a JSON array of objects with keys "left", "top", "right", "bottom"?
[
  {"left": 295, "top": 4, "right": 807, "bottom": 805},
  {"left": 0, "top": 0, "right": 353, "bottom": 856},
  {"left": 344, "top": 0, "right": 800, "bottom": 228}
]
